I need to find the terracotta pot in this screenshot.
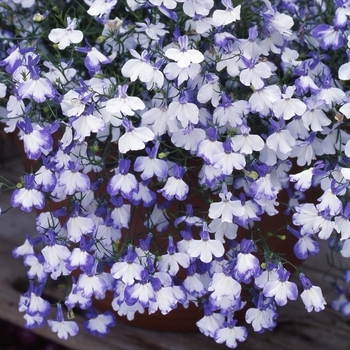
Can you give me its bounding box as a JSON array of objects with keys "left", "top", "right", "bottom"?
[{"left": 94, "top": 294, "right": 202, "bottom": 332}]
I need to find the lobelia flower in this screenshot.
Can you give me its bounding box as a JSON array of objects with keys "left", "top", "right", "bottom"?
[
  {"left": 157, "top": 236, "right": 190, "bottom": 276},
  {"left": 263, "top": 265, "right": 298, "bottom": 306},
  {"left": 249, "top": 161, "right": 270, "bottom": 191},
  {"left": 124, "top": 270, "right": 156, "bottom": 308},
  {"left": 121, "top": 49, "right": 155, "bottom": 83},
  {"left": 316, "top": 179, "right": 347, "bottom": 216},
  {"left": 299, "top": 274, "right": 327, "bottom": 312},
  {"left": 209, "top": 183, "right": 245, "bottom": 223},
  {"left": 233, "top": 193, "right": 262, "bottom": 227},
  {"left": 26, "top": 283, "right": 51, "bottom": 318},
  {"left": 110, "top": 196, "right": 131, "bottom": 229},
  {"left": 60, "top": 90, "right": 88, "bottom": 118},
  {"left": 313, "top": 209, "right": 336, "bottom": 240},
  {"left": 107, "top": 159, "right": 139, "bottom": 199},
  {"left": 24, "top": 253, "right": 48, "bottom": 283},
  {"left": 129, "top": 179, "right": 157, "bottom": 207},
  {"left": 340, "top": 239, "right": 350, "bottom": 258},
  {"left": 34, "top": 156, "right": 57, "bottom": 192},
  {"left": 134, "top": 143, "right": 168, "bottom": 181},
  {"left": 239, "top": 56, "right": 272, "bottom": 90},
  {"left": 163, "top": 62, "right": 201, "bottom": 86},
  {"left": 158, "top": 164, "right": 189, "bottom": 201},
  {"left": 234, "top": 239, "right": 261, "bottom": 284},
  {"left": 272, "top": 86, "right": 307, "bottom": 121},
  {"left": 287, "top": 226, "right": 320, "bottom": 260},
  {"left": 196, "top": 301, "right": 225, "bottom": 337},
  {"left": 48, "top": 17, "right": 83, "bottom": 50},
  {"left": 18, "top": 282, "right": 33, "bottom": 313},
  {"left": 316, "top": 74, "right": 346, "bottom": 107},
  {"left": 231, "top": 124, "right": 264, "bottom": 155},
  {"left": 167, "top": 90, "right": 199, "bottom": 127},
  {"left": 19, "top": 284, "right": 46, "bottom": 329},
  {"left": 43, "top": 60, "right": 77, "bottom": 85},
  {"left": 117, "top": 118, "right": 155, "bottom": 154},
  {"left": 183, "top": 263, "right": 207, "bottom": 297},
  {"left": 135, "top": 18, "right": 169, "bottom": 41},
  {"left": 312, "top": 20, "right": 345, "bottom": 50},
  {"left": 171, "top": 123, "right": 206, "bottom": 153},
  {"left": 4, "top": 93, "right": 25, "bottom": 132},
  {"left": 71, "top": 104, "right": 106, "bottom": 142},
  {"left": 65, "top": 236, "right": 95, "bottom": 272},
  {"left": 76, "top": 261, "right": 107, "bottom": 299},
  {"left": 83, "top": 307, "right": 116, "bottom": 336},
  {"left": 197, "top": 127, "right": 223, "bottom": 164},
  {"left": 86, "top": 0, "right": 118, "bottom": 17},
  {"left": 213, "top": 94, "right": 249, "bottom": 128},
  {"left": 149, "top": 0, "right": 177, "bottom": 9},
  {"left": 236, "top": 26, "right": 262, "bottom": 59},
  {"left": 110, "top": 246, "right": 144, "bottom": 286},
  {"left": 41, "top": 230, "right": 71, "bottom": 273},
  {"left": 106, "top": 84, "right": 146, "bottom": 118},
  {"left": 335, "top": 203, "right": 350, "bottom": 241},
  {"left": 57, "top": 160, "right": 91, "bottom": 195},
  {"left": 0, "top": 82, "right": 6, "bottom": 97},
  {"left": 17, "top": 116, "right": 53, "bottom": 160},
  {"left": 0, "top": 45, "right": 35, "bottom": 74},
  {"left": 289, "top": 160, "right": 326, "bottom": 192},
  {"left": 65, "top": 202, "right": 96, "bottom": 243},
  {"left": 188, "top": 223, "right": 225, "bottom": 263},
  {"left": 291, "top": 133, "right": 320, "bottom": 167},
  {"left": 48, "top": 304, "right": 79, "bottom": 340},
  {"left": 266, "top": 119, "right": 296, "bottom": 161},
  {"left": 165, "top": 35, "right": 204, "bottom": 68},
  {"left": 23, "top": 313, "right": 46, "bottom": 329},
  {"left": 176, "top": 0, "right": 214, "bottom": 17},
  {"left": 11, "top": 174, "right": 45, "bottom": 212},
  {"left": 197, "top": 73, "right": 221, "bottom": 107},
  {"left": 208, "top": 263, "right": 242, "bottom": 302},
  {"left": 245, "top": 293, "right": 277, "bottom": 333},
  {"left": 214, "top": 316, "right": 248, "bottom": 349},
  {"left": 148, "top": 276, "right": 178, "bottom": 315},
  {"left": 212, "top": 138, "right": 246, "bottom": 175},
  {"left": 294, "top": 62, "right": 321, "bottom": 95},
  {"left": 12, "top": 234, "right": 42, "bottom": 258},
  {"left": 65, "top": 277, "right": 92, "bottom": 310},
  {"left": 76, "top": 42, "right": 111, "bottom": 74},
  {"left": 208, "top": 219, "right": 238, "bottom": 243},
  {"left": 212, "top": 0, "right": 241, "bottom": 27},
  {"left": 249, "top": 84, "right": 281, "bottom": 116},
  {"left": 174, "top": 203, "right": 203, "bottom": 227}
]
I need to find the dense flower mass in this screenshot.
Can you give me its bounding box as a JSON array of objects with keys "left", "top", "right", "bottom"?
[{"left": 2, "top": 0, "right": 350, "bottom": 347}]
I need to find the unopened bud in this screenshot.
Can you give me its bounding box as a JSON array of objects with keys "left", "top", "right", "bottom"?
[
  {"left": 335, "top": 112, "right": 344, "bottom": 122},
  {"left": 33, "top": 11, "right": 48, "bottom": 22},
  {"left": 158, "top": 152, "right": 169, "bottom": 159},
  {"left": 97, "top": 36, "right": 107, "bottom": 44}
]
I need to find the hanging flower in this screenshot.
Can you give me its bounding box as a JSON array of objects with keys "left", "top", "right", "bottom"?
[{"left": 48, "top": 304, "right": 79, "bottom": 339}]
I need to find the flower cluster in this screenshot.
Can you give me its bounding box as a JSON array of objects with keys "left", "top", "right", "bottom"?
[{"left": 1, "top": 0, "right": 350, "bottom": 347}]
